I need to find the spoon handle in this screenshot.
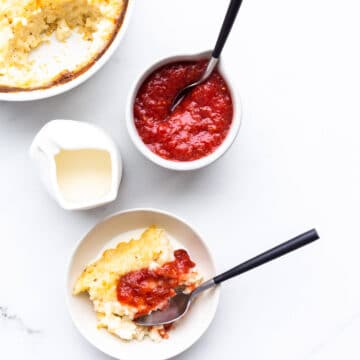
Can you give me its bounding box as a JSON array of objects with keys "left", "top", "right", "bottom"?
[
  {"left": 212, "top": 0, "right": 244, "bottom": 59},
  {"left": 213, "top": 229, "right": 319, "bottom": 284}
]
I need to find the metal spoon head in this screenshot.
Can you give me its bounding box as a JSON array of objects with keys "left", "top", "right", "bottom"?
[
  {"left": 135, "top": 292, "right": 191, "bottom": 326},
  {"left": 170, "top": 83, "right": 198, "bottom": 112},
  {"left": 170, "top": 57, "right": 219, "bottom": 112}
]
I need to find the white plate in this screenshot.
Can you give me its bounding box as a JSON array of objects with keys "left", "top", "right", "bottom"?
[
  {"left": 0, "top": 0, "right": 134, "bottom": 102},
  {"left": 66, "top": 208, "right": 220, "bottom": 360}
]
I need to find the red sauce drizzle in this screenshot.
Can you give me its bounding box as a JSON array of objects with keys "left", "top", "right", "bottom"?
[
  {"left": 134, "top": 60, "right": 233, "bottom": 161},
  {"left": 116, "top": 249, "right": 196, "bottom": 318}
]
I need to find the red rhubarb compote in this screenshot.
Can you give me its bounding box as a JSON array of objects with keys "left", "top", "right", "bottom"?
[
  {"left": 116, "top": 249, "right": 196, "bottom": 318},
  {"left": 134, "top": 60, "right": 233, "bottom": 161}
]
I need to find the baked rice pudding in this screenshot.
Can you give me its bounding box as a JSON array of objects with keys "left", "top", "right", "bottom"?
[
  {"left": 0, "top": 0, "right": 128, "bottom": 91},
  {"left": 73, "top": 226, "right": 202, "bottom": 341}
]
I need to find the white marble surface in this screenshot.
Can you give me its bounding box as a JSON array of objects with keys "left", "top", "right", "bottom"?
[{"left": 0, "top": 0, "right": 359, "bottom": 359}]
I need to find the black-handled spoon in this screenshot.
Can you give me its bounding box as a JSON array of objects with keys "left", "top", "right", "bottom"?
[
  {"left": 136, "top": 229, "right": 320, "bottom": 326},
  {"left": 171, "top": 0, "right": 244, "bottom": 111},
  {"left": 214, "top": 228, "right": 319, "bottom": 283},
  {"left": 213, "top": 0, "right": 244, "bottom": 59}
]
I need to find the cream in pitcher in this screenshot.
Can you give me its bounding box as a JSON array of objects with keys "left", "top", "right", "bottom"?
[{"left": 30, "top": 120, "right": 122, "bottom": 210}]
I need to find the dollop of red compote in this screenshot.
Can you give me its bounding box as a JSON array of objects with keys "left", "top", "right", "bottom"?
[
  {"left": 134, "top": 60, "right": 233, "bottom": 161},
  {"left": 116, "top": 249, "right": 196, "bottom": 318}
]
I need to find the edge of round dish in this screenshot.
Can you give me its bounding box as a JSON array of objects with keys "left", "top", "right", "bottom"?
[
  {"left": 126, "top": 50, "right": 242, "bottom": 171},
  {"left": 65, "top": 208, "right": 220, "bottom": 360},
  {"left": 0, "top": 0, "right": 134, "bottom": 102}
]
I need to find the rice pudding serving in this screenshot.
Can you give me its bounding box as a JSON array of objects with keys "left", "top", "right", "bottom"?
[
  {"left": 73, "top": 226, "right": 202, "bottom": 341},
  {"left": 0, "top": 0, "right": 128, "bottom": 90}
]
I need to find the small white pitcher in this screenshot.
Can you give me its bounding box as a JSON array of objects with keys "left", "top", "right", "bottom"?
[{"left": 29, "top": 119, "right": 122, "bottom": 210}]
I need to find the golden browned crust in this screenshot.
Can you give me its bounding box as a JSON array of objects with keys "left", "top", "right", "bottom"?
[
  {"left": 0, "top": 0, "right": 129, "bottom": 93},
  {"left": 73, "top": 226, "right": 169, "bottom": 302}
]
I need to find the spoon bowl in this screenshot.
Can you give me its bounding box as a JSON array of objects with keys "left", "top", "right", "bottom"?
[
  {"left": 170, "top": 57, "right": 219, "bottom": 111},
  {"left": 136, "top": 279, "right": 215, "bottom": 326},
  {"left": 136, "top": 292, "right": 191, "bottom": 326}
]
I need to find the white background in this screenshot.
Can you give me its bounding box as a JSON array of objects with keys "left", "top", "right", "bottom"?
[{"left": 0, "top": 0, "right": 359, "bottom": 359}]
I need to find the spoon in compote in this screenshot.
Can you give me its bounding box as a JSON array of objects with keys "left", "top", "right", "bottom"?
[
  {"left": 170, "top": 0, "right": 244, "bottom": 111},
  {"left": 135, "top": 229, "right": 319, "bottom": 326}
]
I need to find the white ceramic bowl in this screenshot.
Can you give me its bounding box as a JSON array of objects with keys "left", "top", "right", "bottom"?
[
  {"left": 66, "top": 208, "right": 220, "bottom": 360},
  {"left": 0, "top": 0, "right": 134, "bottom": 102},
  {"left": 126, "top": 50, "right": 242, "bottom": 171}
]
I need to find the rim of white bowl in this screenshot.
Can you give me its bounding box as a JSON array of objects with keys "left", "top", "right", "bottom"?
[
  {"left": 0, "top": 0, "right": 134, "bottom": 102},
  {"left": 126, "top": 50, "right": 242, "bottom": 171},
  {"left": 65, "top": 207, "right": 220, "bottom": 360}
]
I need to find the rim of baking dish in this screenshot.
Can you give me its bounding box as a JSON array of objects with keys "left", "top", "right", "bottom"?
[{"left": 0, "top": 0, "right": 134, "bottom": 102}]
